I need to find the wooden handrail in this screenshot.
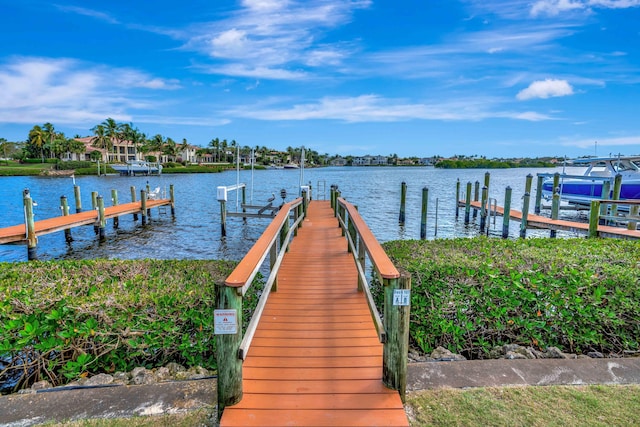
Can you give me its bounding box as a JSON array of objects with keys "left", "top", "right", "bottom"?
[
  {"left": 225, "top": 198, "right": 303, "bottom": 291},
  {"left": 599, "top": 199, "right": 640, "bottom": 205},
  {"left": 337, "top": 197, "right": 400, "bottom": 279}
]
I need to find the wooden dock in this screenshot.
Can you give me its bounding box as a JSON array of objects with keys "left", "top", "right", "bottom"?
[
  {"left": 463, "top": 200, "right": 640, "bottom": 240},
  {"left": 219, "top": 200, "right": 409, "bottom": 427},
  {"left": 0, "top": 199, "right": 172, "bottom": 245}
]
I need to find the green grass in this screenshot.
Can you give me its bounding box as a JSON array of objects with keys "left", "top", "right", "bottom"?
[
  {"left": 0, "top": 161, "right": 54, "bottom": 175},
  {"left": 406, "top": 385, "right": 640, "bottom": 426}
]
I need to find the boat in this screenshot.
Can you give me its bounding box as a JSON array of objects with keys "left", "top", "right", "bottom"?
[
  {"left": 110, "top": 160, "right": 162, "bottom": 175},
  {"left": 539, "top": 156, "right": 640, "bottom": 206},
  {"left": 283, "top": 163, "right": 300, "bottom": 169}
]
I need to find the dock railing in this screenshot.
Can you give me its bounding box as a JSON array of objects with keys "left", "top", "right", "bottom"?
[
  {"left": 589, "top": 199, "right": 640, "bottom": 237},
  {"left": 215, "top": 195, "right": 306, "bottom": 415},
  {"left": 335, "top": 195, "right": 410, "bottom": 400}
]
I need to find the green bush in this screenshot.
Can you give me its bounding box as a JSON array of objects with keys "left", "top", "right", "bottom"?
[
  {"left": 0, "top": 259, "right": 261, "bottom": 393},
  {"left": 23, "top": 158, "right": 58, "bottom": 164},
  {"left": 55, "top": 161, "right": 92, "bottom": 170},
  {"left": 382, "top": 238, "right": 640, "bottom": 358}
]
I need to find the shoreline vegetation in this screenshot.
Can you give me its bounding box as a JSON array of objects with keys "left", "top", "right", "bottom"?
[
  {"left": 2, "top": 238, "right": 638, "bottom": 396},
  {"left": 0, "top": 157, "right": 561, "bottom": 177}
]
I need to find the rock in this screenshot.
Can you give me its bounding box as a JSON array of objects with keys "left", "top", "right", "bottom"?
[
  {"left": 31, "top": 380, "right": 52, "bottom": 391},
  {"left": 430, "top": 346, "right": 466, "bottom": 361},
  {"left": 154, "top": 366, "right": 172, "bottom": 382},
  {"left": 527, "top": 347, "right": 546, "bottom": 359},
  {"left": 85, "top": 373, "right": 114, "bottom": 386},
  {"left": 502, "top": 344, "right": 521, "bottom": 353},
  {"left": 113, "top": 371, "right": 130, "bottom": 383},
  {"left": 513, "top": 346, "right": 537, "bottom": 359},
  {"left": 186, "top": 366, "right": 210, "bottom": 379},
  {"left": 166, "top": 362, "right": 186, "bottom": 375},
  {"left": 505, "top": 351, "right": 528, "bottom": 360},
  {"left": 131, "top": 367, "right": 156, "bottom": 385},
  {"left": 545, "top": 346, "right": 569, "bottom": 359},
  {"left": 588, "top": 351, "right": 604, "bottom": 359},
  {"left": 487, "top": 346, "right": 504, "bottom": 359}
]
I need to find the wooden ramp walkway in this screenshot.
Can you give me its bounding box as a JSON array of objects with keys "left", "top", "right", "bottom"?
[
  {"left": 220, "top": 200, "right": 409, "bottom": 427},
  {"left": 0, "top": 199, "right": 172, "bottom": 245},
  {"left": 465, "top": 200, "right": 640, "bottom": 240}
]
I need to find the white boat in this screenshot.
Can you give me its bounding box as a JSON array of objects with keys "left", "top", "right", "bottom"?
[
  {"left": 540, "top": 156, "right": 640, "bottom": 206},
  {"left": 110, "top": 160, "right": 162, "bottom": 175},
  {"left": 283, "top": 163, "right": 300, "bottom": 169}
]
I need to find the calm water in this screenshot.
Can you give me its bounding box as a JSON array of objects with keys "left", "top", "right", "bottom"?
[{"left": 0, "top": 166, "right": 587, "bottom": 262}]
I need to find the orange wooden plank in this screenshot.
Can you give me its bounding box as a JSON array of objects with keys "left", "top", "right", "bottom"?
[
  {"left": 243, "top": 367, "right": 382, "bottom": 381},
  {"left": 232, "top": 393, "right": 404, "bottom": 410},
  {"left": 221, "top": 409, "right": 409, "bottom": 427},
  {"left": 243, "top": 356, "right": 382, "bottom": 368}
]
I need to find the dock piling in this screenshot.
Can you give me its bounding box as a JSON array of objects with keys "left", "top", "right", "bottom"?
[
  {"left": 473, "top": 181, "right": 479, "bottom": 219},
  {"left": 550, "top": 188, "right": 560, "bottom": 238},
  {"left": 611, "top": 174, "right": 622, "bottom": 221},
  {"left": 97, "top": 195, "right": 106, "bottom": 241},
  {"left": 455, "top": 179, "right": 460, "bottom": 219},
  {"left": 23, "top": 189, "right": 37, "bottom": 260},
  {"left": 420, "top": 187, "right": 428, "bottom": 239},
  {"left": 464, "top": 182, "right": 472, "bottom": 224},
  {"left": 520, "top": 191, "right": 530, "bottom": 238},
  {"left": 140, "top": 190, "right": 148, "bottom": 226},
  {"left": 502, "top": 187, "right": 512, "bottom": 238},
  {"left": 399, "top": 182, "right": 407, "bottom": 225},
  {"left": 535, "top": 175, "right": 544, "bottom": 214},
  {"left": 73, "top": 185, "right": 82, "bottom": 213},
  {"left": 130, "top": 186, "right": 138, "bottom": 221},
  {"left": 111, "top": 189, "right": 119, "bottom": 229},
  {"left": 589, "top": 200, "right": 600, "bottom": 238},
  {"left": 170, "top": 184, "right": 175, "bottom": 217},
  {"left": 480, "top": 186, "right": 488, "bottom": 233},
  {"left": 91, "top": 191, "right": 99, "bottom": 234},
  {"left": 382, "top": 273, "right": 411, "bottom": 401},
  {"left": 60, "top": 196, "right": 73, "bottom": 242}
]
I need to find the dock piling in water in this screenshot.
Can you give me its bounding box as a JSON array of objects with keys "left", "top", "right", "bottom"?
[
  {"left": 73, "top": 185, "right": 82, "bottom": 213},
  {"left": 480, "top": 186, "right": 488, "bottom": 233},
  {"left": 464, "top": 182, "right": 472, "bottom": 224},
  {"left": 140, "top": 190, "right": 147, "bottom": 226},
  {"left": 399, "top": 182, "right": 407, "bottom": 225},
  {"left": 60, "top": 196, "right": 73, "bottom": 243},
  {"left": 420, "top": 187, "right": 428, "bottom": 239},
  {"left": 130, "top": 186, "right": 138, "bottom": 221},
  {"left": 23, "top": 189, "right": 37, "bottom": 260},
  {"left": 111, "top": 189, "right": 119, "bottom": 229},
  {"left": 534, "top": 175, "right": 544, "bottom": 214},
  {"left": 473, "top": 181, "right": 480, "bottom": 219},
  {"left": 170, "top": 184, "right": 175, "bottom": 217},
  {"left": 455, "top": 179, "right": 460, "bottom": 219},
  {"left": 502, "top": 186, "right": 512, "bottom": 238},
  {"left": 551, "top": 189, "right": 560, "bottom": 238},
  {"left": 91, "top": 191, "right": 99, "bottom": 234},
  {"left": 97, "top": 195, "right": 106, "bottom": 241}
]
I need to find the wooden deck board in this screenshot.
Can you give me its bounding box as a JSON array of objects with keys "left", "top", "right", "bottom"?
[{"left": 220, "top": 200, "right": 408, "bottom": 426}]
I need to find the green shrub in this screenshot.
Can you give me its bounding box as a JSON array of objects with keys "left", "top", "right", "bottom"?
[
  {"left": 381, "top": 238, "right": 640, "bottom": 358},
  {"left": 55, "top": 161, "right": 92, "bottom": 170},
  {"left": 0, "top": 259, "right": 260, "bottom": 393}
]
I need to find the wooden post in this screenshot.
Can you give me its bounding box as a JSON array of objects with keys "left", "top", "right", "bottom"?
[
  {"left": 599, "top": 180, "right": 611, "bottom": 224},
  {"left": 420, "top": 187, "right": 428, "bottom": 239},
  {"left": 97, "top": 195, "right": 106, "bottom": 241},
  {"left": 130, "top": 186, "right": 138, "bottom": 221},
  {"left": 170, "top": 184, "right": 175, "bottom": 217},
  {"left": 398, "top": 182, "right": 407, "bottom": 225},
  {"left": 464, "top": 182, "right": 471, "bottom": 224},
  {"left": 534, "top": 175, "right": 544, "bottom": 214},
  {"left": 140, "top": 190, "right": 148, "bottom": 226},
  {"left": 242, "top": 186, "right": 247, "bottom": 222},
  {"left": 455, "top": 179, "right": 460, "bottom": 219},
  {"left": 215, "top": 285, "right": 243, "bottom": 418},
  {"left": 23, "top": 189, "right": 37, "bottom": 260},
  {"left": 280, "top": 210, "right": 290, "bottom": 251},
  {"left": 525, "top": 173, "right": 533, "bottom": 195},
  {"left": 502, "top": 186, "right": 512, "bottom": 238},
  {"left": 611, "top": 174, "right": 622, "bottom": 221},
  {"left": 383, "top": 273, "right": 411, "bottom": 402},
  {"left": 357, "top": 237, "right": 365, "bottom": 292},
  {"left": 520, "top": 192, "right": 530, "bottom": 238},
  {"left": 589, "top": 200, "right": 600, "bottom": 238},
  {"left": 550, "top": 188, "right": 560, "bottom": 238},
  {"left": 60, "top": 195, "right": 73, "bottom": 242},
  {"left": 91, "top": 191, "right": 99, "bottom": 234},
  {"left": 220, "top": 200, "right": 227, "bottom": 237},
  {"left": 348, "top": 205, "right": 358, "bottom": 252},
  {"left": 473, "top": 181, "right": 479, "bottom": 219},
  {"left": 552, "top": 172, "right": 560, "bottom": 197},
  {"left": 335, "top": 190, "right": 341, "bottom": 218},
  {"left": 111, "top": 189, "right": 119, "bottom": 229},
  {"left": 483, "top": 172, "right": 490, "bottom": 194},
  {"left": 74, "top": 185, "right": 82, "bottom": 213},
  {"left": 270, "top": 243, "right": 278, "bottom": 292},
  {"left": 480, "top": 186, "right": 488, "bottom": 233},
  {"left": 302, "top": 189, "right": 308, "bottom": 216},
  {"left": 628, "top": 205, "right": 639, "bottom": 231}
]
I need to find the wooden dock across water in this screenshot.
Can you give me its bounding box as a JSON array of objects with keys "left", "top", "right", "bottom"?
[
  {"left": 0, "top": 199, "right": 172, "bottom": 245},
  {"left": 220, "top": 200, "right": 409, "bottom": 427},
  {"left": 464, "top": 200, "right": 640, "bottom": 240}
]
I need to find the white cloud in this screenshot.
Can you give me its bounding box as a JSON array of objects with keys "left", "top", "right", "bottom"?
[
  {"left": 517, "top": 79, "right": 574, "bottom": 100},
  {"left": 530, "top": 0, "right": 640, "bottom": 16},
  {"left": 225, "top": 94, "right": 554, "bottom": 123},
  {"left": 0, "top": 57, "right": 181, "bottom": 126}
]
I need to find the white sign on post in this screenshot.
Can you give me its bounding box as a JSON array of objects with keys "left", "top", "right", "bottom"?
[
  {"left": 393, "top": 289, "right": 411, "bottom": 306},
  {"left": 214, "top": 309, "right": 238, "bottom": 334}
]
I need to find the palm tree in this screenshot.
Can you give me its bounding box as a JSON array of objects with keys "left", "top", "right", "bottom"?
[
  {"left": 209, "top": 138, "right": 220, "bottom": 162},
  {"left": 28, "top": 125, "right": 45, "bottom": 162},
  {"left": 163, "top": 137, "right": 178, "bottom": 162},
  {"left": 144, "top": 134, "right": 164, "bottom": 162},
  {"left": 42, "top": 122, "right": 56, "bottom": 159},
  {"left": 90, "top": 124, "right": 111, "bottom": 162}
]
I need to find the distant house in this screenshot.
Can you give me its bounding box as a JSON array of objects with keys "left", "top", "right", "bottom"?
[
  {"left": 353, "top": 155, "right": 372, "bottom": 166},
  {"left": 371, "top": 155, "right": 389, "bottom": 166},
  {"left": 331, "top": 157, "right": 347, "bottom": 166}
]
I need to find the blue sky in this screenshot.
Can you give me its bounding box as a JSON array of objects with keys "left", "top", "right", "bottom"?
[{"left": 1, "top": 0, "right": 639, "bottom": 158}]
